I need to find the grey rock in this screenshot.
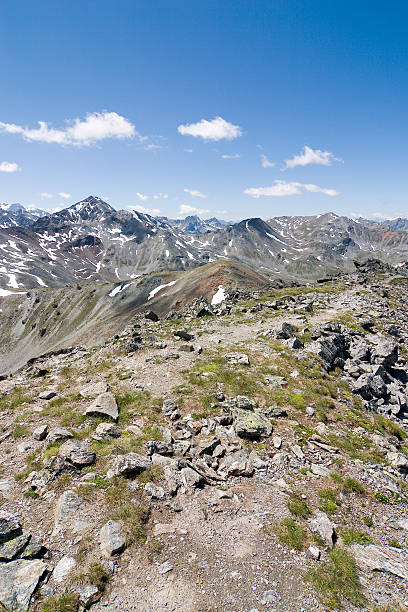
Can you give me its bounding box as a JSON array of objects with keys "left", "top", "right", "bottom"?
[
  {"left": 39, "top": 389, "right": 57, "bottom": 400},
  {"left": 80, "top": 381, "right": 108, "bottom": 398},
  {"left": 0, "top": 511, "right": 21, "bottom": 543},
  {"left": 0, "top": 534, "right": 30, "bottom": 561},
  {"left": 47, "top": 427, "right": 73, "bottom": 443},
  {"left": 232, "top": 399, "right": 273, "bottom": 439},
  {"left": 19, "top": 535, "right": 46, "bottom": 559},
  {"left": 33, "top": 424, "right": 48, "bottom": 441},
  {"left": 92, "top": 422, "right": 122, "bottom": 441},
  {"left": 276, "top": 322, "right": 294, "bottom": 339},
  {"left": 180, "top": 467, "right": 203, "bottom": 488},
  {"left": 179, "top": 344, "right": 194, "bottom": 352},
  {"left": 371, "top": 337, "right": 398, "bottom": 367},
  {"left": 308, "top": 511, "right": 336, "bottom": 548},
  {"left": 107, "top": 452, "right": 151, "bottom": 479},
  {"left": 249, "top": 450, "right": 268, "bottom": 470},
  {"left": 219, "top": 449, "right": 254, "bottom": 477},
  {"left": 58, "top": 439, "right": 96, "bottom": 467},
  {"left": 53, "top": 555, "right": 76, "bottom": 582},
  {"left": 144, "top": 482, "right": 165, "bottom": 499},
  {"left": 310, "top": 463, "right": 331, "bottom": 477},
  {"left": 291, "top": 444, "right": 304, "bottom": 459},
  {"left": 53, "top": 489, "right": 83, "bottom": 534},
  {"left": 76, "top": 584, "right": 101, "bottom": 607},
  {"left": 100, "top": 520, "right": 125, "bottom": 557},
  {"left": 174, "top": 329, "right": 194, "bottom": 341},
  {"left": 308, "top": 545, "right": 321, "bottom": 560},
  {"left": 225, "top": 353, "right": 250, "bottom": 366},
  {"left": 351, "top": 544, "right": 408, "bottom": 580},
  {"left": 158, "top": 560, "right": 173, "bottom": 574},
  {"left": 0, "top": 559, "right": 46, "bottom": 610},
  {"left": 85, "top": 392, "right": 119, "bottom": 421}
]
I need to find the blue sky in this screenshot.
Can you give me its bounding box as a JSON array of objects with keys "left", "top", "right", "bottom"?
[{"left": 0, "top": 0, "right": 407, "bottom": 220}]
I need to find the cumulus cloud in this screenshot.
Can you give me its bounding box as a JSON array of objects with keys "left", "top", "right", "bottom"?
[
  {"left": 221, "top": 153, "right": 240, "bottom": 159},
  {"left": 244, "top": 180, "right": 339, "bottom": 198},
  {"left": 184, "top": 188, "right": 207, "bottom": 198},
  {"left": 283, "top": 145, "right": 342, "bottom": 170},
  {"left": 136, "top": 192, "right": 149, "bottom": 201},
  {"left": 178, "top": 116, "right": 242, "bottom": 141},
  {"left": 58, "top": 192, "right": 71, "bottom": 199},
  {"left": 177, "top": 204, "right": 210, "bottom": 218},
  {"left": 128, "top": 204, "right": 161, "bottom": 216},
  {"left": 0, "top": 111, "right": 138, "bottom": 146},
  {"left": 40, "top": 192, "right": 53, "bottom": 199},
  {"left": 260, "top": 154, "right": 275, "bottom": 168},
  {"left": 0, "top": 161, "right": 19, "bottom": 172},
  {"left": 153, "top": 193, "right": 168, "bottom": 200}
]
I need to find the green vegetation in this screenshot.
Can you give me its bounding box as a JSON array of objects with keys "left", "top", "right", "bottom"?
[
  {"left": 275, "top": 518, "right": 307, "bottom": 550},
  {"left": 389, "top": 539, "right": 403, "bottom": 549},
  {"left": 41, "top": 593, "right": 79, "bottom": 612},
  {"left": 105, "top": 477, "right": 149, "bottom": 544},
  {"left": 363, "top": 515, "right": 374, "bottom": 527},
  {"left": 287, "top": 497, "right": 312, "bottom": 519},
  {"left": 12, "top": 424, "right": 29, "bottom": 438},
  {"left": 374, "top": 492, "right": 390, "bottom": 504},
  {"left": 342, "top": 528, "right": 372, "bottom": 546},
  {"left": 318, "top": 488, "right": 340, "bottom": 514},
  {"left": 0, "top": 387, "right": 31, "bottom": 411},
  {"left": 305, "top": 547, "right": 366, "bottom": 609}
]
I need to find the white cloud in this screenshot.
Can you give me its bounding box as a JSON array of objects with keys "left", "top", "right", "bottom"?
[
  {"left": 128, "top": 204, "right": 161, "bottom": 215},
  {"left": 153, "top": 193, "right": 168, "bottom": 200},
  {"left": 221, "top": 153, "right": 240, "bottom": 159},
  {"left": 184, "top": 188, "right": 207, "bottom": 198},
  {"left": 50, "top": 207, "right": 62, "bottom": 213},
  {"left": 0, "top": 111, "right": 138, "bottom": 146},
  {"left": 178, "top": 116, "right": 242, "bottom": 141},
  {"left": 283, "top": 145, "right": 342, "bottom": 169},
  {"left": 177, "top": 204, "right": 210, "bottom": 218},
  {"left": 184, "top": 148, "right": 193, "bottom": 153},
  {"left": 58, "top": 192, "right": 71, "bottom": 199},
  {"left": 244, "top": 180, "right": 339, "bottom": 198},
  {"left": 260, "top": 154, "right": 275, "bottom": 168},
  {"left": 40, "top": 192, "right": 53, "bottom": 199},
  {"left": 0, "top": 161, "right": 19, "bottom": 172},
  {"left": 136, "top": 192, "right": 149, "bottom": 201}
]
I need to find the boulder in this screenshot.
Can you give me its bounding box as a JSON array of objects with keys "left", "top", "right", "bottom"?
[
  {"left": 53, "top": 489, "right": 83, "bottom": 535},
  {"left": 225, "top": 353, "right": 250, "bottom": 366},
  {"left": 371, "top": 337, "right": 398, "bottom": 367},
  {"left": 308, "top": 511, "right": 336, "bottom": 547},
  {"left": 180, "top": 467, "right": 203, "bottom": 488},
  {"left": 92, "top": 422, "right": 122, "bottom": 441},
  {"left": 0, "top": 534, "right": 30, "bottom": 561},
  {"left": 32, "top": 424, "right": 48, "bottom": 441},
  {"left": 39, "top": 390, "right": 57, "bottom": 400},
  {"left": 0, "top": 559, "right": 46, "bottom": 611},
  {"left": 85, "top": 392, "right": 119, "bottom": 421},
  {"left": 351, "top": 544, "right": 408, "bottom": 580},
  {"left": 58, "top": 440, "right": 96, "bottom": 467},
  {"left": 219, "top": 450, "right": 254, "bottom": 477},
  {"left": 47, "top": 427, "right": 73, "bottom": 443},
  {"left": 100, "top": 520, "right": 125, "bottom": 557},
  {"left": 107, "top": 452, "right": 151, "bottom": 479}
]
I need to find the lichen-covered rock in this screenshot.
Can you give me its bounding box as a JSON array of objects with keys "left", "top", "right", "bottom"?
[
  {"left": 107, "top": 452, "right": 151, "bottom": 479},
  {"left": 0, "top": 511, "right": 21, "bottom": 543},
  {"left": 85, "top": 392, "right": 119, "bottom": 421}
]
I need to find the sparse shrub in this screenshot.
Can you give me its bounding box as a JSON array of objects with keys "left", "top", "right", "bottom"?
[
  {"left": 342, "top": 528, "right": 372, "bottom": 546},
  {"left": 105, "top": 477, "right": 149, "bottom": 544},
  {"left": 374, "top": 492, "right": 390, "bottom": 504},
  {"left": 318, "top": 488, "right": 340, "bottom": 513},
  {"left": 12, "top": 424, "right": 29, "bottom": 438},
  {"left": 287, "top": 497, "right": 312, "bottom": 519},
  {"left": 363, "top": 515, "right": 374, "bottom": 527},
  {"left": 275, "top": 518, "right": 307, "bottom": 550},
  {"left": 389, "top": 539, "right": 403, "bottom": 549},
  {"left": 305, "top": 547, "right": 366, "bottom": 609},
  {"left": 342, "top": 477, "right": 365, "bottom": 494},
  {"left": 41, "top": 593, "right": 79, "bottom": 612}
]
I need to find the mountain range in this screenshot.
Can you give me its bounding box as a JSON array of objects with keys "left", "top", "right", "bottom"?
[{"left": 0, "top": 195, "right": 408, "bottom": 290}]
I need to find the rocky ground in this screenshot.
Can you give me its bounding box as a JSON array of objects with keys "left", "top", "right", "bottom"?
[{"left": 2, "top": 261, "right": 408, "bottom": 611}]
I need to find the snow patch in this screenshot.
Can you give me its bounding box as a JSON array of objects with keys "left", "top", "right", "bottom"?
[
  {"left": 211, "top": 285, "right": 227, "bottom": 305},
  {"left": 148, "top": 280, "right": 177, "bottom": 300}
]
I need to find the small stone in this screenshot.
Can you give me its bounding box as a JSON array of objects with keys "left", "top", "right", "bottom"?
[
  {"left": 53, "top": 555, "right": 76, "bottom": 583},
  {"left": 33, "top": 424, "right": 48, "bottom": 441},
  {"left": 144, "top": 482, "right": 165, "bottom": 500},
  {"left": 291, "top": 444, "right": 304, "bottom": 459},
  {"left": 100, "top": 520, "right": 125, "bottom": 557},
  {"left": 174, "top": 330, "right": 194, "bottom": 341},
  {"left": 179, "top": 344, "right": 194, "bottom": 352},
  {"left": 305, "top": 406, "right": 315, "bottom": 417},
  {"left": 225, "top": 353, "right": 250, "bottom": 366},
  {"left": 181, "top": 467, "right": 203, "bottom": 488},
  {"left": 261, "top": 590, "right": 277, "bottom": 604},
  {"left": 311, "top": 463, "right": 331, "bottom": 477},
  {"left": 39, "top": 390, "right": 57, "bottom": 400},
  {"left": 158, "top": 560, "right": 173, "bottom": 574},
  {"left": 308, "top": 545, "right": 321, "bottom": 560},
  {"left": 273, "top": 435, "right": 282, "bottom": 449},
  {"left": 75, "top": 584, "right": 101, "bottom": 607},
  {"left": 47, "top": 427, "right": 73, "bottom": 443},
  {"left": 309, "top": 511, "right": 336, "bottom": 548}
]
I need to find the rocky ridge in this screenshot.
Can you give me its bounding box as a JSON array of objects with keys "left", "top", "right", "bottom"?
[{"left": 1, "top": 264, "right": 408, "bottom": 610}]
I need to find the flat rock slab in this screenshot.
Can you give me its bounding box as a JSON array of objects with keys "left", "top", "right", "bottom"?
[
  {"left": 53, "top": 489, "right": 83, "bottom": 534},
  {"left": 53, "top": 555, "right": 76, "bottom": 583},
  {"left": 85, "top": 392, "right": 119, "bottom": 421},
  {"left": 0, "top": 559, "right": 46, "bottom": 610},
  {"left": 352, "top": 544, "right": 408, "bottom": 580},
  {"left": 308, "top": 511, "right": 336, "bottom": 548},
  {"left": 0, "top": 510, "right": 21, "bottom": 542},
  {"left": 107, "top": 452, "right": 151, "bottom": 478},
  {"left": 80, "top": 381, "right": 108, "bottom": 398}
]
